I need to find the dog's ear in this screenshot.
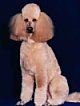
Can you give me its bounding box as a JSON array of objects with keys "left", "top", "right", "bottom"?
[
  {"left": 31, "top": 12, "right": 54, "bottom": 42},
  {"left": 9, "top": 13, "right": 27, "bottom": 41}
]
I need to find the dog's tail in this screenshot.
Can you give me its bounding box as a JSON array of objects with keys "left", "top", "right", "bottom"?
[{"left": 66, "top": 92, "right": 80, "bottom": 103}]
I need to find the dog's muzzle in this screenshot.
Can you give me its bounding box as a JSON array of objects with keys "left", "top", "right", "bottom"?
[{"left": 27, "top": 27, "right": 33, "bottom": 33}]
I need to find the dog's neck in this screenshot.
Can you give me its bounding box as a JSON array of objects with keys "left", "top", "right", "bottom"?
[
  {"left": 22, "top": 33, "right": 35, "bottom": 43},
  {"left": 27, "top": 34, "right": 35, "bottom": 43},
  {"left": 27, "top": 37, "right": 35, "bottom": 43}
]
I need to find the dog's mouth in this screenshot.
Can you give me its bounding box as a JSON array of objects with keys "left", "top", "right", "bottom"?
[{"left": 26, "top": 26, "right": 34, "bottom": 34}]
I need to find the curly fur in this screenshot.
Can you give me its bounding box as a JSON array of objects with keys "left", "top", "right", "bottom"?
[{"left": 10, "top": 3, "right": 80, "bottom": 106}]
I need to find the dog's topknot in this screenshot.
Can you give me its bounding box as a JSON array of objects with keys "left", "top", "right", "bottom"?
[{"left": 22, "top": 3, "right": 41, "bottom": 20}]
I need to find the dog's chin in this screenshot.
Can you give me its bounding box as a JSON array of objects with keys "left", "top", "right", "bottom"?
[
  {"left": 27, "top": 31, "right": 34, "bottom": 35},
  {"left": 27, "top": 32, "right": 34, "bottom": 39}
]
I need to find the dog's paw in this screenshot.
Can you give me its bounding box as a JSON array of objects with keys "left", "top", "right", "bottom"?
[
  {"left": 34, "top": 88, "right": 47, "bottom": 105},
  {"left": 44, "top": 101, "right": 51, "bottom": 106},
  {"left": 16, "top": 100, "right": 26, "bottom": 106}
]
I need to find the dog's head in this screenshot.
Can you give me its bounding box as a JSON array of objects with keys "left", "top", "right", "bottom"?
[{"left": 10, "top": 3, "right": 54, "bottom": 42}]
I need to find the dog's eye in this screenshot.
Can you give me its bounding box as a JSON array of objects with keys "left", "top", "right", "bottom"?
[
  {"left": 24, "top": 18, "right": 28, "bottom": 22},
  {"left": 32, "top": 19, "right": 37, "bottom": 22}
]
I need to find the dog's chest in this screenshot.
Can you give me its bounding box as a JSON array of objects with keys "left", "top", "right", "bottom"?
[
  {"left": 20, "top": 41, "right": 44, "bottom": 58},
  {"left": 20, "top": 41, "right": 48, "bottom": 74}
]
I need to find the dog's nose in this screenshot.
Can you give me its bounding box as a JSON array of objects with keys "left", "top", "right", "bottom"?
[{"left": 27, "top": 27, "right": 33, "bottom": 33}]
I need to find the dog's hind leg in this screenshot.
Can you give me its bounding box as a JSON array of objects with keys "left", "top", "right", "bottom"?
[{"left": 47, "top": 75, "right": 69, "bottom": 106}]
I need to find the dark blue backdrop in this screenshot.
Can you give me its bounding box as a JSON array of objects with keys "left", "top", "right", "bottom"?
[{"left": 0, "top": 0, "right": 80, "bottom": 106}]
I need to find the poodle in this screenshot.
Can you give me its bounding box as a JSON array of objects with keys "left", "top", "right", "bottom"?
[{"left": 10, "top": 3, "right": 80, "bottom": 106}]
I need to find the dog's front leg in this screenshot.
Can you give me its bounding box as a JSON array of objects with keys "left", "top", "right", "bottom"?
[
  {"left": 16, "top": 72, "right": 34, "bottom": 105},
  {"left": 34, "top": 68, "right": 47, "bottom": 106}
]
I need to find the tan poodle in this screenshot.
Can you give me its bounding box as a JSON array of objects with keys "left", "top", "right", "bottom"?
[{"left": 10, "top": 3, "right": 80, "bottom": 106}]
